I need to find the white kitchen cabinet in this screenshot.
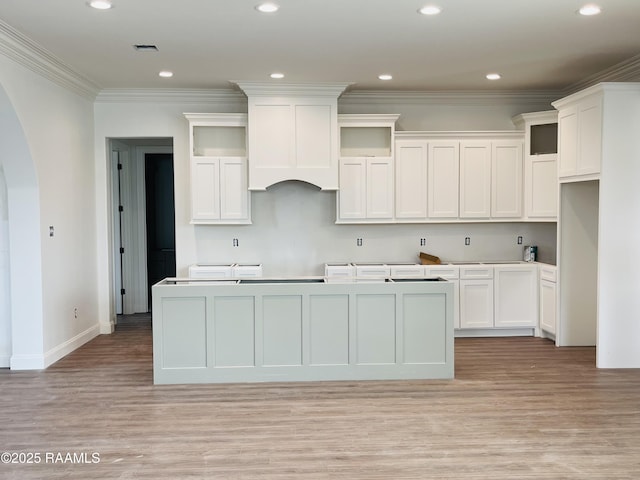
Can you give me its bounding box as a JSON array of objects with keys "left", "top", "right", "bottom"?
[
  {"left": 428, "top": 141, "right": 459, "bottom": 218},
  {"left": 459, "top": 265, "right": 494, "bottom": 329},
  {"left": 337, "top": 114, "right": 399, "bottom": 222},
  {"left": 338, "top": 157, "right": 393, "bottom": 220},
  {"left": 555, "top": 92, "right": 602, "bottom": 181},
  {"left": 185, "top": 113, "right": 251, "bottom": 224},
  {"left": 512, "top": 111, "right": 558, "bottom": 220},
  {"left": 459, "top": 141, "right": 491, "bottom": 218},
  {"left": 539, "top": 265, "right": 557, "bottom": 335},
  {"left": 494, "top": 264, "right": 537, "bottom": 328},
  {"left": 395, "top": 139, "right": 428, "bottom": 220},
  {"left": 491, "top": 140, "right": 523, "bottom": 218},
  {"left": 191, "top": 157, "right": 249, "bottom": 223}
]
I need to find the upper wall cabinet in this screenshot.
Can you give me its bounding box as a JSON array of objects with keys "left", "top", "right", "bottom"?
[
  {"left": 235, "top": 82, "right": 350, "bottom": 191},
  {"left": 337, "top": 114, "right": 400, "bottom": 222},
  {"left": 512, "top": 111, "right": 558, "bottom": 220},
  {"left": 553, "top": 89, "right": 602, "bottom": 182},
  {"left": 185, "top": 113, "right": 251, "bottom": 224},
  {"left": 391, "top": 132, "right": 525, "bottom": 224}
]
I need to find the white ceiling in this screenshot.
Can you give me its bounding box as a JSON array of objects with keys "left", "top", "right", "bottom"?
[{"left": 0, "top": 0, "right": 639, "bottom": 93}]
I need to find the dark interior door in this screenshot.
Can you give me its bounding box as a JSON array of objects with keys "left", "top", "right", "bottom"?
[{"left": 145, "top": 153, "right": 176, "bottom": 310}]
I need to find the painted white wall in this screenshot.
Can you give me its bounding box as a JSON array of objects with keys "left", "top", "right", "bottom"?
[
  {"left": 597, "top": 85, "right": 640, "bottom": 368},
  {"left": 194, "top": 181, "right": 556, "bottom": 276},
  {"left": 0, "top": 55, "right": 98, "bottom": 368},
  {"left": 0, "top": 165, "right": 10, "bottom": 367}
]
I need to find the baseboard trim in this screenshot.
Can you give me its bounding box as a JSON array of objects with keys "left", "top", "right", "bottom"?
[{"left": 43, "top": 324, "right": 100, "bottom": 368}]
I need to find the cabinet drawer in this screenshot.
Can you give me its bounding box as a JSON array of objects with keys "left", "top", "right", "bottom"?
[
  {"left": 388, "top": 264, "right": 425, "bottom": 277},
  {"left": 459, "top": 266, "right": 493, "bottom": 280},
  {"left": 424, "top": 266, "right": 459, "bottom": 280},
  {"left": 539, "top": 265, "right": 557, "bottom": 282}
]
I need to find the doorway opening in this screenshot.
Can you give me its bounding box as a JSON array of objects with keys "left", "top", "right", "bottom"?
[{"left": 110, "top": 139, "right": 174, "bottom": 318}]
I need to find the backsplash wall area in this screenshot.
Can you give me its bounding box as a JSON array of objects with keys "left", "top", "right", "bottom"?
[{"left": 191, "top": 181, "right": 556, "bottom": 277}]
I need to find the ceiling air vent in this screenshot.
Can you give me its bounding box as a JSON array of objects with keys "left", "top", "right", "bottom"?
[{"left": 133, "top": 45, "right": 158, "bottom": 52}]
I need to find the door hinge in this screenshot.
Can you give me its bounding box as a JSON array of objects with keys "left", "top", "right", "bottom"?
[
  {"left": 120, "top": 288, "right": 126, "bottom": 295},
  {"left": 118, "top": 205, "right": 124, "bottom": 212},
  {"left": 117, "top": 163, "right": 123, "bottom": 170},
  {"left": 120, "top": 247, "right": 125, "bottom": 254}
]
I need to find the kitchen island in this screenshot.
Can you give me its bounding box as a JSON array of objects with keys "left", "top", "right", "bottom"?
[{"left": 152, "top": 277, "right": 454, "bottom": 384}]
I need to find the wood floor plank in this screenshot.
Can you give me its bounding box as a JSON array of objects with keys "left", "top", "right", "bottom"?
[{"left": 1, "top": 316, "right": 639, "bottom": 479}]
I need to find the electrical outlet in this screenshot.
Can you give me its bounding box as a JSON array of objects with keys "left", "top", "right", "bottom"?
[
  {"left": 74, "top": 307, "right": 78, "bottom": 319},
  {"left": 420, "top": 238, "right": 426, "bottom": 246},
  {"left": 517, "top": 236, "right": 523, "bottom": 245},
  {"left": 356, "top": 238, "right": 363, "bottom": 247},
  {"left": 232, "top": 238, "right": 239, "bottom": 247},
  {"left": 49, "top": 226, "right": 54, "bottom": 237},
  {"left": 465, "top": 237, "right": 471, "bottom": 246}
]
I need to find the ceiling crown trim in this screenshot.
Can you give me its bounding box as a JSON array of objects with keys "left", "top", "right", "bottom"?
[
  {"left": 339, "top": 90, "right": 564, "bottom": 107},
  {"left": 95, "top": 88, "right": 247, "bottom": 105},
  {"left": 563, "top": 53, "right": 640, "bottom": 95},
  {"left": 0, "top": 19, "right": 100, "bottom": 99}
]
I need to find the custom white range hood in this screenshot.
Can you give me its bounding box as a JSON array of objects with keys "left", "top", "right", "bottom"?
[{"left": 234, "top": 82, "right": 350, "bottom": 191}]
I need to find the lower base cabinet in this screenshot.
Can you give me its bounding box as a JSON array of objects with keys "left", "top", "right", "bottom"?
[
  {"left": 459, "top": 265, "right": 494, "bottom": 329},
  {"left": 539, "top": 265, "right": 557, "bottom": 335},
  {"left": 494, "top": 265, "right": 537, "bottom": 327},
  {"left": 460, "top": 279, "right": 494, "bottom": 328}
]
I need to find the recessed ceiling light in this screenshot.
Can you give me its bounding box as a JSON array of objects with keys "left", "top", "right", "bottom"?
[
  {"left": 486, "top": 73, "right": 501, "bottom": 80},
  {"left": 256, "top": 3, "right": 279, "bottom": 13},
  {"left": 158, "top": 71, "right": 173, "bottom": 78},
  {"left": 270, "top": 72, "right": 284, "bottom": 79},
  {"left": 578, "top": 4, "right": 602, "bottom": 15},
  {"left": 378, "top": 74, "right": 393, "bottom": 81},
  {"left": 88, "top": 0, "right": 113, "bottom": 9},
  {"left": 419, "top": 5, "right": 442, "bottom": 15}
]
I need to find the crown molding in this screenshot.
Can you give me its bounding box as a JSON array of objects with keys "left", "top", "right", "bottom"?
[
  {"left": 0, "top": 19, "right": 100, "bottom": 100},
  {"left": 95, "top": 88, "right": 247, "bottom": 105},
  {"left": 563, "top": 53, "right": 640, "bottom": 96},
  {"left": 339, "top": 89, "right": 563, "bottom": 107},
  {"left": 233, "top": 81, "right": 351, "bottom": 97}
]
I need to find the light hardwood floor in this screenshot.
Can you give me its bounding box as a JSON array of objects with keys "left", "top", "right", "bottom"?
[{"left": 1, "top": 316, "right": 639, "bottom": 479}]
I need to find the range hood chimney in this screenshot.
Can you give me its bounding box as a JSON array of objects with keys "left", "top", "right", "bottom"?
[{"left": 234, "top": 82, "right": 351, "bottom": 190}]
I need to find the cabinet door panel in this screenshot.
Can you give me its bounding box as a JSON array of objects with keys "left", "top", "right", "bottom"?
[
  {"left": 558, "top": 107, "right": 578, "bottom": 177},
  {"left": 540, "top": 279, "right": 557, "bottom": 334},
  {"left": 460, "top": 142, "right": 491, "bottom": 218},
  {"left": 395, "top": 141, "right": 428, "bottom": 219},
  {"left": 491, "top": 141, "right": 523, "bottom": 218},
  {"left": 191, "top": 159, "right": 220, "bottom": 220},
  {"left": 367, "top": 158, "right": 394, "bottom": 218},
  {"left": 527, "top": 154, "right": 557, "bottom": 218},
  {"left": 339, "top": 159, "right": 367, "bottom": 218},
  {"left": 219, "top": 157, "right": 248, "bottom": 220},
  {"left": 494, "top": 267, "right": 537, "bottom": 327},
  {"left": 577, "top": 99, "right": 602, "bottom": 175},
  {"left": 428, "top": 142, "right": 459, "bottom": 218},
  {"left": 460, "top": 280, "right": 494, "bottom": 328}
]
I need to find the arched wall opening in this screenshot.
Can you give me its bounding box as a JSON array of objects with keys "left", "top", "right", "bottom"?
[{"left": 0, "top": 82, "right": 45, "bottom": 369}]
